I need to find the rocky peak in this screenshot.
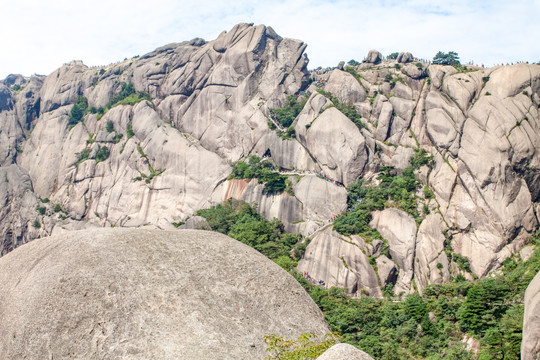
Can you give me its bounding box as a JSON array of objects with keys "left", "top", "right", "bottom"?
[{"left": 0, "top": 23, "right": 539, "bottom": 301}]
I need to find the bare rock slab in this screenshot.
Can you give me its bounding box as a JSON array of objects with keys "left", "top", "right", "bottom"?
[{"left": 0, "top": 228, "right": 329, "bottom": 359}]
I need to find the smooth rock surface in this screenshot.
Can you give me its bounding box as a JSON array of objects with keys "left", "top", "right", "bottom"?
[
  {"left": 0, "top": 228, "right": 330, "bottom": 359},
  {"left": 317, "top": 343, "right": 374, "bottom": 360}
]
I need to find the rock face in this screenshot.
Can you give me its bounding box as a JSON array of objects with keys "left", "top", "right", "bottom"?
[
  {"left": 0, "top": 228, "right": 330, "bottom": 359},
  {"left": 317, "top": 343, "right": 374, "bottom": 360},
  {"left": 522, "top": 271, "right": 540, "bottom": 360},
  {"left": 397, "top": 52, "right": 413, "bottom": 63},
  {"left": 365, "top": 50, "right": 382, "bottom": 64},
  {"left": 1, "top": 22, "right": 540, "bottom": 298}
]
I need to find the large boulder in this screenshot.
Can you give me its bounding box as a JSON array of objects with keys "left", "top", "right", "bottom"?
[
  {"left": 397, "top": 52, "right": 414, "bottom": 63},
  {"left": 317, "top": 343, "right": 374, "bottom": 359},
  {"left": 522, "top": 271, "right": 540, "bottom": 360},
  {"left": 0, "top": 228, "right": 330, "bottom": 359},
  {"left": 365, "top": 50, "right": 382, "bottom": 64}
]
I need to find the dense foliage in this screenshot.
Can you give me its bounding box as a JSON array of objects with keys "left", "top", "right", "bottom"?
[
  {"left": 290, "top": 238, "right": 540, "bottom": 360},
  {"left": 196, "top": 199, "right": 307, "bottom": 267},
  {"left": 228, "top": 155, "right": 289, "bottom": 194},
  {"left": 268, "top": 95, "right": 307, "bottom": 139},
  {"left": 270, "top": 95, "right": 307, "bottom": 128},
  {"left": 68, "top": 96, "right": 89, "bottom": 126},
  {"left": 197, "top": 178, "right": 540, "bottom": 360},
  {"left": 432, "top": 51, "right": 461, "bottom": 66},
  {"left": 333, "top": 149, "right": 433, "bottom": 237}
]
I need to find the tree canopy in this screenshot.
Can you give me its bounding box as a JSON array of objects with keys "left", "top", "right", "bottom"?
[{"left": 432, "top": 51, "right": 460, "bottom": 66}]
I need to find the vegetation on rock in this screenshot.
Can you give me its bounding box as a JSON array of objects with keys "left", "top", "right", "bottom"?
[
  {"left": 316, "top": 89, "right": 364, "bottom": 130},
  {"left": 229, "top": 155, "right": 289, "bottom": 195},
  {"left": 333, "top": 149, "right": 433, "bottom": 237},
  {"left": 196, "top": 199, "right": 307, "bottom": 268},
  {"left": 288, "top": 238, "right": 540, "bottom": 360},
  {"left": 97, "top": 83, "right": 152, "bottom": 119},
  {"left": 268, "top": 94, "right": 307, "bottom": 139},
  {"left": 432, "top": 51, "right": 460, "bottom": 66},
  {"left": 264, "top": 332, "right": 340, "bottom": 360},
  {"left": 68, "top": 96, "right": 89, "bottom": 127}
]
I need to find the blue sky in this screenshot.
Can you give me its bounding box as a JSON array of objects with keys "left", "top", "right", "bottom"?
[{"left": 1, "top": 0, "right": 538, "bottom": 78}]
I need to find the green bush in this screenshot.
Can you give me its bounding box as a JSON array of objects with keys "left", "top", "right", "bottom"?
[
  {"left": 229, "top": 155, "right": 288, "bottom": 194},
  {"left": 457, "top": 278, "right": 510, "bottom": 335},
  {"left": 264, "top": 332, "right": 340, "bottom": 360},
  {"left": 95, "top": 145, "right": 110, "bottom": 163},
  {"left": 269, "top": 95, "right": 307, "bottom": 128},
  {"left": 68, "top": 96, "right": 89, "bottom": 126},
  {"left": 106, "top": 120, "right": 115, "bottom": 133},
  {"left": 76, "top": 148, "right": 91, "bottom": 165},
  {"left": 97, "top": 83, "right": 152, "bottom": 119},
  {"left": 196, "top": 199, "right": 304, "bottom": 261}
]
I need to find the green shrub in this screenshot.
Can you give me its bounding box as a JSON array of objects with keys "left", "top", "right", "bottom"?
[
  {"left": 106, "top": 120, "right": 115, "bottom": 133},
  {"left": 36, "top": 206, "right": 46, "bottom": 215},
  {"left": 53, "top": 204, "right": 63, "bottom": 213},
  {"left": 334, "top": 149, "right": 433, "bottom": 237},
  {"left": 196, "top": 199, "right": 304, "bottom": 261},
  {"left": 269, "top": 95, "right": 307, "bottom": 128},
  {"left": 229, "top": 155, "right": 288, "bottom": 195},
  {"left": 264, "top": 332, "right": 340, "bottom": 360},
  {"left": 68, "top": 96, "right": 89, "bottom": 126},
  {"left": 32, "top": 219, "right": 41, "bottom": 228},
  {"left": 76, "top": 148, "right": 91, "bottom": 165},
  {"left": 126, "top": 123, "right": 134, "bottom": 138},
  {"left": 97, "top": 83, "right": 152, "bottom": 120},
  {"left": 172, "top": 221, "right": 185, "bottom": 228},
  {"left": 95, "top": 145, "right": 110, "bottom": 163}
]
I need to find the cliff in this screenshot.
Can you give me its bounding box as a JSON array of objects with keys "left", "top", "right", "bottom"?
[{"left": 1, "top": 23, "right": 539, "bottom": 298}]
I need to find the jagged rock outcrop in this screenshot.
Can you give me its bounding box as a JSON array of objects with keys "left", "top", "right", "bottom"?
[
  {"left": 0, "top": 228, "right": 330, "bottom": 359},
  {"left": 371, "top": 208, "right": 417, "bottom": 294},
  {"left": 317, "top": 343, "right": 374, "bottom": 360},
  {"left": 397, "top": 52, "right": 414, "bottom": 63},
  {"left": 522, "top": 271, "right": 540, "bottom": 360},
  {"left": 298, "top": 227, "right": 381, "bottom": 297},
  {"left": 1, "top": 22, "right": 540, "bottom": 299},
  {"left": 365, "top": 50, "right": 382, "bottom": 64}
]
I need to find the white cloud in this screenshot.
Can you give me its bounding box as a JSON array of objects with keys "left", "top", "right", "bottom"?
[{"left": 0, "top": 0, "right": 538, "bottom": 79}]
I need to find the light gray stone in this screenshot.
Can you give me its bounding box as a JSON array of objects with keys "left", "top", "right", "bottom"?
[
  {"left": 317, "top": 343, "right": 374, "bottom": 360},
  {"left": 0, "top": 228, "right": 330, "bottom": 359},
  {"left": 370, "top": 208, "right": 417, "bottom": 294},
  {"left": 397, "top": 52, "right": 413, "bottom": 63},
  {"left": 365, "top": 50, "right": 382, "bottom": 64}
]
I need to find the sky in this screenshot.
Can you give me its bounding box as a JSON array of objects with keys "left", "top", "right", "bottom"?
[{"left": 1, "top": 0, "right": 539, "bottom": 79}]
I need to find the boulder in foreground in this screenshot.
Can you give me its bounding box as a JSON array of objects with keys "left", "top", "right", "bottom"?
[{"left": 0, "top": 228, "right": 329, "bottom": 359}]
